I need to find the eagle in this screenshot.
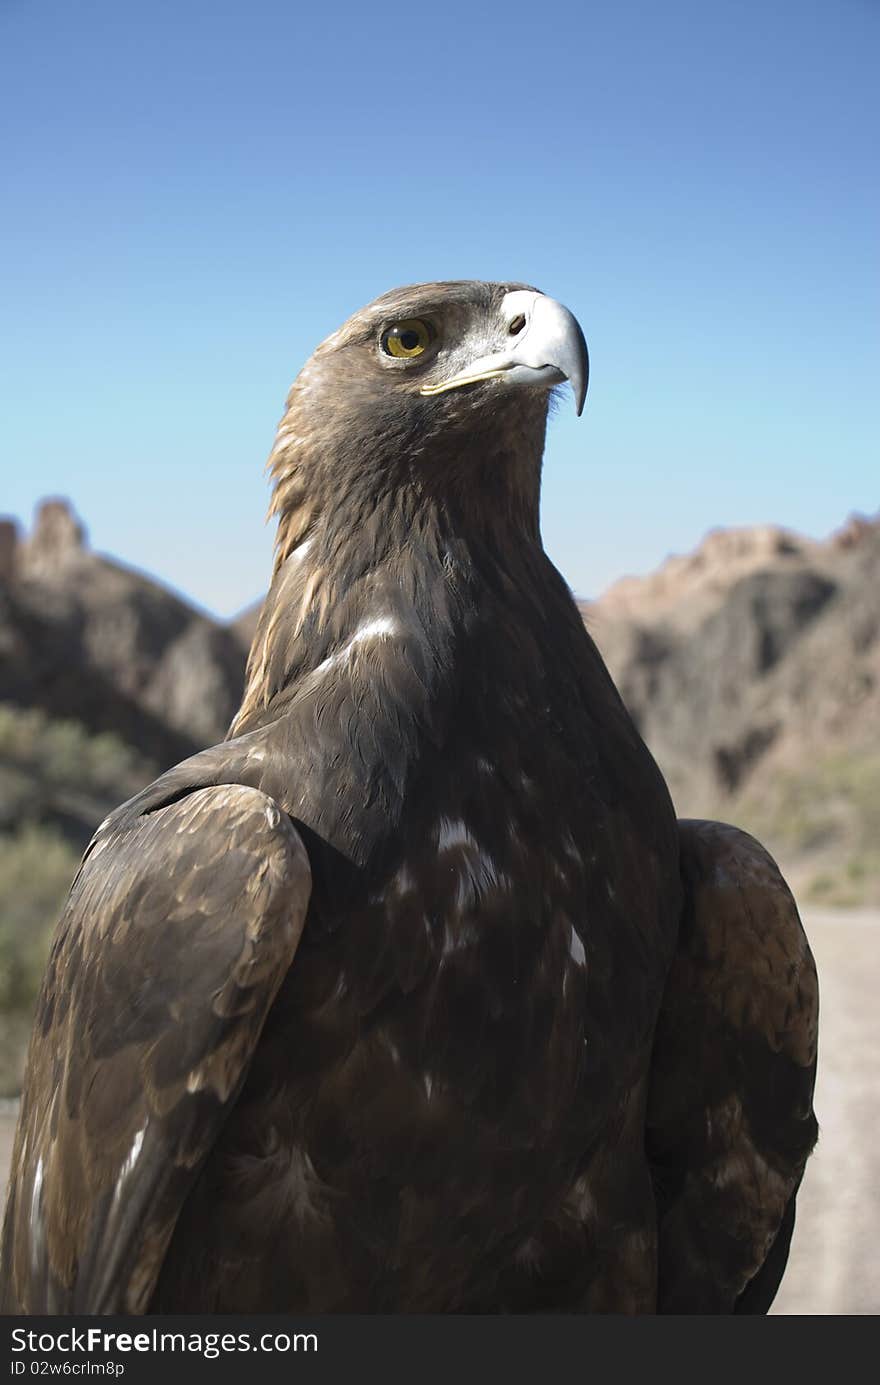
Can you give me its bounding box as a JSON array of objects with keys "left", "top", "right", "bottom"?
[{"left": 0, "top": 281, "right": 818, "bottom": 1314}]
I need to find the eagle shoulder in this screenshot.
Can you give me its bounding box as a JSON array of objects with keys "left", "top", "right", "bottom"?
[{"left": 0, "top": 783, "right": 311, "bottom": 1314}]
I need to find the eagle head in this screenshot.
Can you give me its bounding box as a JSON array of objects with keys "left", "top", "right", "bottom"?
[
  {"left": 266, "top": 282, "right": 588, "bottom": 549},
  {"left": 312, "top": 280, "right": 588, "bottom": 418}
]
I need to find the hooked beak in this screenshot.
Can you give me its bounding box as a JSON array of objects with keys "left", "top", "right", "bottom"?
[{"left": 419, "top": 289, "right": 589, "bottom": 416}]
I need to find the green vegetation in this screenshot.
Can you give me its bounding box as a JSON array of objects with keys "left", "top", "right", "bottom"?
[
  {"left": 0, "top": 824, "right": 80, "bottom": 1094},
  {"left": 735, "top": 749, "right": 880, "bottom": 906},
  {"left": 0, "top": 823, "right": 79, "bottom": 1005},
  {"left": 0, "top": 703, "right": 153, "bottom": 828}
]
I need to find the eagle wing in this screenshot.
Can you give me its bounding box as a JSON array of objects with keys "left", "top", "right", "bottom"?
[
  {"left": 647, "top": 819, "right": 819, "bottom": 1312},
  {"left": 0, "top": 783, "right": 311, "bottom": 1314}
]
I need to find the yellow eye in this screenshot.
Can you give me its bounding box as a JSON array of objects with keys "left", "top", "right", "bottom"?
[{"left": 382, "top": 319, "right": 432, "bottom": 359}]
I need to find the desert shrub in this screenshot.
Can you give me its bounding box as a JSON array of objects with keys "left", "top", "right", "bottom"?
[
  {"left": 0, "top": 704, "right": 156, "bottom": 858},
  {"left": 736, "top": 749, "right": 880, "bottom": 905},
  {"left": 0, "top": 823, "right": 79, "bottom": 1016},
  {"left": 0, "top": 703, "right": 151, "bottom": 801}
]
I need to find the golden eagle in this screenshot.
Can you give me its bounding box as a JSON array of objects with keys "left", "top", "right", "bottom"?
[{"left": 0, "top": 282, "right": 818, "bottom": 1313}]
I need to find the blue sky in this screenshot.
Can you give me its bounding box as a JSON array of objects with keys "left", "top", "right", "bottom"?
[{"left": 2, "top": 0, "right": 877, "bottom": 619}]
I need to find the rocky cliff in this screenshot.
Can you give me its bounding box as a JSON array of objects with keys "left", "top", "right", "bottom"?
[
  {"left": 0, "top": 500, "right": 247, "bottom": 774},
  {"left": 585, "top": 512, "right": 880, "bottom": 903}
]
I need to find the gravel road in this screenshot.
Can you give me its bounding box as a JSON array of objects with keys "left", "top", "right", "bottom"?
[{"left": 0, "top": 909, "right": 876, "bottom": 1314}]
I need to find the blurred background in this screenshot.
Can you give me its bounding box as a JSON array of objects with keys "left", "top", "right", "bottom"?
[{"left": 1, "top": 0, "right": 877, "bottom": 1313}]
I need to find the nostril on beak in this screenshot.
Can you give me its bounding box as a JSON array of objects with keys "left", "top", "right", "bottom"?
[{"left": 508, "top": 314, "right": 526, "bottom": 336}]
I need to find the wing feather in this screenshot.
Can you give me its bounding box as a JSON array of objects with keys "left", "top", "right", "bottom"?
[
  {"left": 0, "top": 783, "right": 311, "bottom": 1314},
  {"left": 647, "top": 818, "right": 818, "bottom": 1313}
]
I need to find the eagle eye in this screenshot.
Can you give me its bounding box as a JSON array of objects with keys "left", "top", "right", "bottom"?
[{"left": 382, "top": 319, "right": 433, "bottom": 360}]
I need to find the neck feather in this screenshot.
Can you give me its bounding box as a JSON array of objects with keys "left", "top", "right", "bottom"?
[{"left": 235, "top": 405, "right": 551, "bottom": 735}]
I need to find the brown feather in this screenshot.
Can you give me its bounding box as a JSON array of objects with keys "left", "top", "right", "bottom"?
[
  {"left": 647, "top": 819, "right": 819, "bottom": 1311},
  {"left": 1, "top": 786, "right": 310, "bottom": 1312}
]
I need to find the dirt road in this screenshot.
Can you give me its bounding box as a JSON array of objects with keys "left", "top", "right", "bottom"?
[
  {"left": 0, "top": 909, "right": 876, "bottom": 1314},
  {"left": 770, "top": 909, "right": 879, "bottom": 1314}
]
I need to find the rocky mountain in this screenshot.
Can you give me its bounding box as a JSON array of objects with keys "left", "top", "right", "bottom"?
[
  {"left": 585, "top": 512, "right": 880, "bottom": 904},
  {"left": 0, "top": 499, "right": 247, "bottom": 777}
]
